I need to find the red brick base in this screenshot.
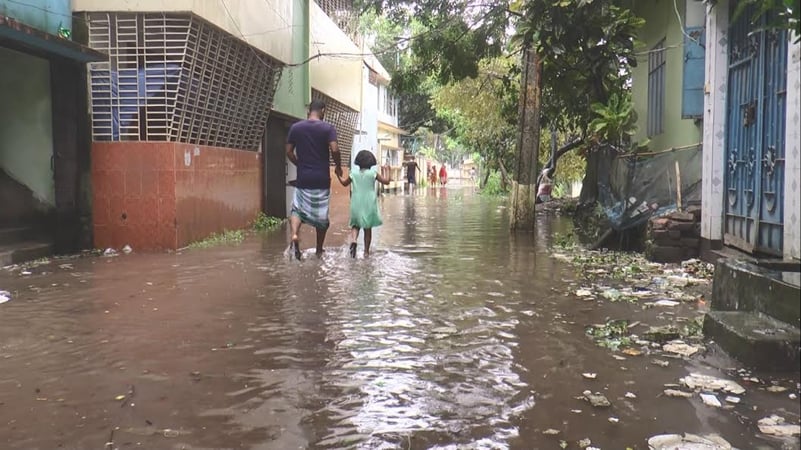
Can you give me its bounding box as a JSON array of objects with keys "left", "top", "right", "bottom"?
[{"left": 91, "top": 142, "right": 260, "bottom": 250}]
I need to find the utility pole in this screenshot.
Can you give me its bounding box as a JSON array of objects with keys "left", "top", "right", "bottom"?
[{"left": 510, "top": 46, "right": 542, "bottom": 231}]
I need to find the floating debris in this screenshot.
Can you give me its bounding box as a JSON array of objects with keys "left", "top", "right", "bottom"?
[
  {"left": 625, "top": 392, "right": 637, "bottom": 399},
  {"left": 645, "top": 326, "right": 681, "bottom": 343},
  {"left": 578, "top": 438, "right": 592, "bottom": 448},
  {"left": 663, "top": 341, "right": 701, "bottom": 357},
  {"left": 700, "top": 393, "right": 722, "bottom": 408},
  {"left": 575, "top": 289, "right": 593, "bottom": 297},
  {"left": 608, "top": 416, "right": 620, "bottom": 424},
  {"left": 724, "top": 396, "right": 740, "bottom": 404},
  {"left": 582, "top": 373, "right": 598, "bottom": 380},
  {"left": 647, "top": 433, "right": 732, "bottom": 450},
  {"left": 766, "top": 385, "right": 788, "bottom": 393},
  {"left": 543, "top": 429, "right": 561, "bottom": 435},
  {"left": 680, "top": 373, "right": 746, "bottom": 395},
  {"left": 0, "top": 290, "right": 10, "bottom": 304},
  {"left": 757, "top": 415, "right": 801, "bottom": 437},
  {"left": 653, "top": 299, "right": 680, "bottom": 307},
  {"left": 651, "top": 359, "right": 670, "bottom": 367},
  {"left": 664, "top": 389, "right": 694, "bottom": 398},
  {"left": 583, "top": 391, "right": 611, "bottom": 408}
]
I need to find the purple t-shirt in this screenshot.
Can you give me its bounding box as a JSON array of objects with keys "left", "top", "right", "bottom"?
[{"left": 287, "top": 119, "right": 337, "bottom": 189}]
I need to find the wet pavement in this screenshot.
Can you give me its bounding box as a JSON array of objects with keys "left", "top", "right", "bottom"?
[{"left": 0, "top": 187, "right": 799, "bottom": 450}]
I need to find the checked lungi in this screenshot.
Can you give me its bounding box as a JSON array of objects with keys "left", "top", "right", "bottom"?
[{"left": 291, "top": 188, "right": 331, "bottom": 230}]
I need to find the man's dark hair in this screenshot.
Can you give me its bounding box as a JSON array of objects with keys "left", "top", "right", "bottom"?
[
  {"left": 309, "top": 99, "right": 326, "bottom": 113},
  {"left": 354, "top": 150, "right": 377, "bottom": 169}
]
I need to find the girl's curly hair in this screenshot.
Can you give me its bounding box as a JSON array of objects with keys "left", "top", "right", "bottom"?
[{"left": 354, "top": 150, "right": 377, "bottom": 169}]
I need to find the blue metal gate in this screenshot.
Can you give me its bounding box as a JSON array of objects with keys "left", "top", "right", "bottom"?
[{"left": 725, "top": 4, "right": 788, "bottom": 256}]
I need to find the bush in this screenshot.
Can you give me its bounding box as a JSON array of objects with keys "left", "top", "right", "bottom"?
[
  {"left": 480, "top": 171, "right": 508, "bottom": 196},
  {"left": 252, "top": 212, "right": 284, "bottom": 232}
]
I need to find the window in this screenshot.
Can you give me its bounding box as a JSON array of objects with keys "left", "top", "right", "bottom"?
[
  {"left": 682, "top": 27, "right": 706, "bottom": 118},
  {"left": 648, "top": 39, "right": 667, "bottom": 136}
]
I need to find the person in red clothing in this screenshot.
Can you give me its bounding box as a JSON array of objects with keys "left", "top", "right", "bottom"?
[{"left": 438, "top": 165, "right": 448, "bottom": 185}]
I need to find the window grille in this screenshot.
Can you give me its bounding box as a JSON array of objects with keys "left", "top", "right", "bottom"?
[
  {"left": 314, "top": 0, "right": 359, "bottom": 43},
  {"left": 647, "top": 38, "right": 667, "bottom": 137},
  {"left": 312, "top": 89, "right": 359, "bottom": 166},
  {"left": 84, "top": 12, "right": 282, "bottom": 151}
]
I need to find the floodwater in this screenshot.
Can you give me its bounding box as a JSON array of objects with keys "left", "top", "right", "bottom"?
[{"left": 0, "top": 188, "right": 798, "bottom": 450}]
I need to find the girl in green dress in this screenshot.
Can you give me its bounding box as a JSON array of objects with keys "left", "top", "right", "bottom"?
[{"left": 336, "top": 150, "right": 390, "bottom": 257}]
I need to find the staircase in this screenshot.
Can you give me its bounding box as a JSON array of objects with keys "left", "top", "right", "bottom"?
[
  {"left": 703, "top": 258, "right": 801, "bottom": 371},
  {"left": 0, "top": 226, "right": 53, "bottom": 266}
]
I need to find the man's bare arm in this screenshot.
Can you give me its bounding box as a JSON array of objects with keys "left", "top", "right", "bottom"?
[
  {"left": 330, "top": 141, "right": 342, "bottom": 176},
  {"left": 286, "top": 143, "right": 298, "bottom": 165}
]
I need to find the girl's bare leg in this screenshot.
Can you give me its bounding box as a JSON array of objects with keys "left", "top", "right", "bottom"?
[
  {"left": 349, "top": 228, "right": 359, "bottom": 258},
  {"left": 364, "top": 228, "right": 372, "bottom": 257}
]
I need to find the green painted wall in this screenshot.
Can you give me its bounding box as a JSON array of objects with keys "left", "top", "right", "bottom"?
[
  {"left": 272, "top": 0, "right": 309, "bottom": 119},
  {"left": 0, "top": 0, "right": 72, "bottom": 36},
  {"left": 0, "top": 46, "right": 55, "bottom": 206},
  {"left": 631, "top": 0, "right": 702, "bottom": 152}
]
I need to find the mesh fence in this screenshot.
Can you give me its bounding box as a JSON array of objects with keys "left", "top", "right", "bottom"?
[{"left": 597, "top": 144, "right": 703, "bottom": 230}]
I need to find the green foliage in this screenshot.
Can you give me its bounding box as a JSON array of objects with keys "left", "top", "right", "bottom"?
[
  {"left": 359, "top": 0, "right": 646, "bottom": 189},
  {"left": 480, "top": 171, "right": 509, "bottom": 197},
  {"left": 589, "top": 93, "right": 636, "bottom": 143},
  {"left": 189, "top": 229, "right": 245, "bottom": 249},
  {"left": 732, "top": 0, "right": 800, "bottom": 42},
  {"left": 589, "top": 92, "right": 650, "bottom": 152},
  {"left": 252, "top": 213, "right": 284, "bottom": 232}
]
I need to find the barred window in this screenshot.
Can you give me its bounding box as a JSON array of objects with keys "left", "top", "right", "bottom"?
[
  {"left": 647, "top": 38, "right": 667, "bottom": 137},
  {"left": 85, "top": 12, "right": 281, "bottom": 151}
]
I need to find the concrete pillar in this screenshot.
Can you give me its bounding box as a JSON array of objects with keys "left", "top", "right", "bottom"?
[
  {"left": 701, "top": 0, "right": 728, "bottom": 247},
  {"left": 784, "top": 37, "right": 801, "bottom": 260}
]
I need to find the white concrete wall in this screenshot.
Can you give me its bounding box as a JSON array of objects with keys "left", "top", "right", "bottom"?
[
  {"left": 701, "top": 1, "right": 728, "bottom": 243},
  {"left": 73, "top": 0, "right": 295, "bottom": 63},
  {"left": 355, "top": 63, "right": 379, "bottom": 167},
  {"left": 784, "top": 36, "right": 801, "bottom": 260},
  {"left": 309, "top": 2, "right": 362, "bottom": 111}
]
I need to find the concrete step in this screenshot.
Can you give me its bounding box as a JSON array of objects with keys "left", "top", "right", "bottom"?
[
  {"left": 704, "top": 311, "right": 800, "bottom": 371},
  {"left": 712, "top": 258, "right": 801, "bottom": 328},
  {"left": 0, "top": 226, "right": 34, "bottom": 245},
  {"left": 0, "top": 241, "right": 53, "bottom": 266}
]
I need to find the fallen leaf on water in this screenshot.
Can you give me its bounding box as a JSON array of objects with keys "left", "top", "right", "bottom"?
[
  {"left": 622, "top": 348, "right": 643, "bottom": 356},
  {"left": 114, "top": 395, "right": 126, "bottom": 401}
]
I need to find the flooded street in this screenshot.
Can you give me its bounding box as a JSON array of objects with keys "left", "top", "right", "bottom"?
[{"left": 1, "top": 188, "right": 799, "bottom": 450}]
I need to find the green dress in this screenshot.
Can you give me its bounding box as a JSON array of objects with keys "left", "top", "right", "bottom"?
[{"left": 349, "top": 167, "right": 383, "bottom": 229}]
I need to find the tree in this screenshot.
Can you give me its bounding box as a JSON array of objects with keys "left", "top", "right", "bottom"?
[
  {"left": 359, "top": 0, "right": 645, "bottom": 227},
  {"left": 430, "top": 57, "right": 518, "bottom": 186}
]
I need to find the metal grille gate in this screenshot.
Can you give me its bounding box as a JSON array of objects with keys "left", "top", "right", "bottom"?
[
  {"left": 724, "top": 4, "right": 788, "bottom": 255},
  {"left": 85, "top": 12, "right": 282, "bottom": 151}
]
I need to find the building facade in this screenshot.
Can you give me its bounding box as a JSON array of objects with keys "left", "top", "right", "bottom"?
[
  {"left": 71, "top": 0, "right": 376, "bottom": 250},
  {"left": 1, "top": 0, "right": 103, "bottom": 264},
  {"left": 701, "top": 0, "right": 800, "bottom": 260}
]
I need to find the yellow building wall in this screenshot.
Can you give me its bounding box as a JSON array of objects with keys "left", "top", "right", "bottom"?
[
  {"left": 72, "top": 0, "right": 295, "bottom": 63},
  {"left": 309, "top": 2, "right": 362, "bottom": 111}
]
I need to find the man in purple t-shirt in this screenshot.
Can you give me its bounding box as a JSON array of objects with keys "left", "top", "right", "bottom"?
[{"left": 285, "top": 99, "right": 342, "bottom": 259}]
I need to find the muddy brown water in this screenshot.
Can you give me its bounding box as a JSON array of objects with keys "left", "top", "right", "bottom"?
[{"left": 1, "top": 189, "right": 798, "bottom": 450}]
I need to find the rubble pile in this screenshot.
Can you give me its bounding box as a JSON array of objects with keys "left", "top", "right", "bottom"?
[{"left": 646, "top": 206, "right": 702, "bottom": 263}]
